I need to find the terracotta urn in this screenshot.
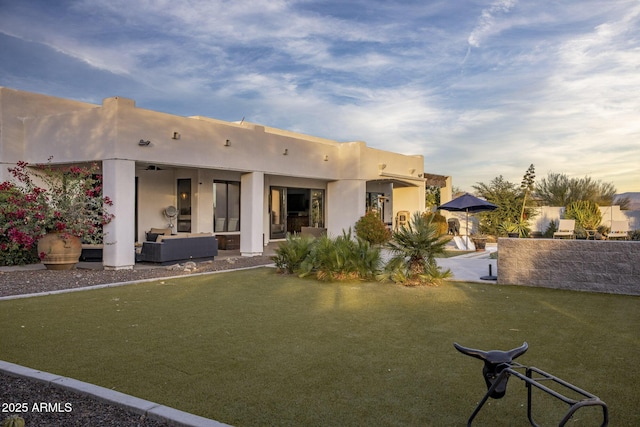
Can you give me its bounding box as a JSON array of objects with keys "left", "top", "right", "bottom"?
[{"left": 37, "top": 232, "right": 82, "bottom": 270}]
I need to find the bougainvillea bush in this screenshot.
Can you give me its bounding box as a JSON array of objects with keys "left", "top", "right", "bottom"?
[{"left": 0, "top": 159, "right": 114, "bottom": 266}]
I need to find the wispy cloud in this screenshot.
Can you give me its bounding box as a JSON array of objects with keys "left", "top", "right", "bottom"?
[
  {"left": 467, "top": 0, "right": 518, "bottom": 48},
  {"left": 0, "top": 0, "right": 638, "bottom": 191}
]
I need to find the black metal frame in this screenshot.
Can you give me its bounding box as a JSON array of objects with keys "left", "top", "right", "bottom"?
[{"left": 465, "top": 360, "right": 608, "bottom": 426}]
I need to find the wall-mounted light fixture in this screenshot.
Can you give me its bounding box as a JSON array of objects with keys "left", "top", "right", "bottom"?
[
  {"left": 409, "top": 168, "right": 416, "bottom": 175},
  {"left": 138, "top": 139, "right": 151, "bottom": 146},
  {"left": 224, "top": 139, "right": 231, "bottom": 147},
  {"left": 283, "top": 148, "right": 288, "bottom": 155},
  {"left": 172, "top": 132, "right": 181, "bottom": 140},
  {"left": 180, "top": 192, "right": 189, "bottom": 201},
  {"left": 323, "top": 155, "right": 329, "bottom": 161},
  {"left": 418, "top": 173, "right": 424, "bottom": 178},
  {"left": 378, "top": 163, "right": 386, "bottom": 170}
]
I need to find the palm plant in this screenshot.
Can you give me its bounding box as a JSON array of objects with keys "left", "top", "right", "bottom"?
[
  {"left": 381, "top": 212, "right": 451, "bottom": 286},
  {"left": 299, "top": 229, "right": 381, "bottom": 281},
  {"left": 565, "top": 200, "right": 602, "bottom": 237},
  {"left": 271, "top": 233, "right": 315, "bottom": 274}
]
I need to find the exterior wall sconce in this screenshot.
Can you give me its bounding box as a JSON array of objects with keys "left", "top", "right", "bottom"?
[
  {"left": 323, "top": 155, "right": 329, "bottom": 161},
  {"left": 418, "top": 173, "right": 424, "bottom": 178},
  {"left": 283, "top": 148, "right": 288, "bottom": 155},
  {"left": 172, "top": 132, "right": 180, "bottom": 140},
  {"left": 378, "top": 163, "right": 386, "bottom": 170},
  {"left": 409, "top": 168, "right": 416, "bottom": 175},
  {"left": 138, "top": 139, "right": 151, "bottom": 146},
  {"left": 224, "top": 139, "right": 231, "bottom": 146}
]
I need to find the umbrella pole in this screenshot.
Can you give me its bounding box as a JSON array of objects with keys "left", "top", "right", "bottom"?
[{"left": 466, "top": 209, "right": 469, "bottom": 250}]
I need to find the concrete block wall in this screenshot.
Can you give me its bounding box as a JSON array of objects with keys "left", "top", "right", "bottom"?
[{"left": 497, "top": 238, "right": 640, "bottom": 295}]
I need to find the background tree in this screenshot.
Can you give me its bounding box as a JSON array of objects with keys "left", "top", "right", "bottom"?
[
  {"left": 519, "top": 164, "right": 536, "bottom": 221},
  {"left": 472, "top": 176, "right": 521, "bottom": 236},
  {"left": 535, "top": 172, "right": 630, "bottom": 209},
  {"left": 425, "top": 185, "right": 441, "bottom": 210}
]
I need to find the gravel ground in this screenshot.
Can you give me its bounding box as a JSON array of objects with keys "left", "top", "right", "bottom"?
[
  {"left": 0, "top": 255, "right": 274, "bottom": 298},
  {"left": 1, "top": 255, "right": 275, "bottom": 426}
]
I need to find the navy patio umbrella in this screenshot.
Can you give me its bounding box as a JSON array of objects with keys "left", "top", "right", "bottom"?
[{"left": 437, "top": 193, "right": 497, "bottom": 247}]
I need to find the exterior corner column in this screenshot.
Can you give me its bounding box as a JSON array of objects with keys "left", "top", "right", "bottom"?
[
  {"left": 240, "top": 171, "right": 264, "bottom": 256},
  {"left": 326, "top": 180, "right": 366, "bottom": 237},
  {"left": 102, "top": 159, "right": 135, "bottom": 269}
]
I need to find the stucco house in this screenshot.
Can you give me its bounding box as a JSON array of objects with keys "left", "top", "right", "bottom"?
[{"left": 0, "top": 87, "right": 437, "bottom": 269}]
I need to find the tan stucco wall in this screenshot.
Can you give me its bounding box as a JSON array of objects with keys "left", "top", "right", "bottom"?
[{"left": 1, "top": 87, "right": 431, "bottom": 265}]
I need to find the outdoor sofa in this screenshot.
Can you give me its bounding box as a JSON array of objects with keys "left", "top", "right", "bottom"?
[{"left": 137, "top": 232, "right": 218, "bottom": 264}]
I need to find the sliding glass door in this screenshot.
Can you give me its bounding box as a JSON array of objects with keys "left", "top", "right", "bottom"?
[
  {"left": 214, "top": 181, "right": 240, "bottom": 232},
  {"left": 270, "top": 187, "right": 286, "bottom": 239},
  {"left": 270, "top": 187, "right": 325, "bottom": 239}
]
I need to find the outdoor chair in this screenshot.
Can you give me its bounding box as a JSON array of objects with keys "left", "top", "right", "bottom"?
[
  {"left": 607, "top": 221, "right": 629, "bottom": 240},
  {"left": 553, "top": 219, "right": 575, "bottom": 239},
  {"left": 395, "top": 211, "right": 410, "bottom": 231},
  {"left": 447, "top": 218, "right": 460, "bottom": 236}
]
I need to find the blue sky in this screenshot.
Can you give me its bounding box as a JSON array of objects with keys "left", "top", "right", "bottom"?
[{"left": 1, "top": 0, "right": 638, "bottom": 192}]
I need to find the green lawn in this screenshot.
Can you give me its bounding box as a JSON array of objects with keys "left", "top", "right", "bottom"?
[{"left": 1, "top": 268, "right": 638, "bottom": 426}]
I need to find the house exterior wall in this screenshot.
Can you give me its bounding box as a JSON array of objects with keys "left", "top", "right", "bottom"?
[
  {"left": 327, "top": 180, "right": 367, "bottom": 236},
  {"left": 1, "top": 87, "right": 429, "bottom": 268}
]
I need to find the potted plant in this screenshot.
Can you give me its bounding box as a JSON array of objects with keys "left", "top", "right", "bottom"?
[
  {"left": 499, "top": 219, "right": 530, "bottom": 238},
  {"left": 471, "top": 233, "right": 488, "bottom": 251},
  {"left": 0, "top": 158, "right": 114, "bottom": 269}
]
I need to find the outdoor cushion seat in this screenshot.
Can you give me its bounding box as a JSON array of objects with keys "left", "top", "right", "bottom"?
[
  {"left": 137, "top": 234, "right": 218, "bottom": 264},
  {"left": 553, "top": 219, "right": 575, "bottom": 239},
  {"left": 146, "top": 227, "right": 173, "bottom": 242},
  {"left": 447, "top": 218, "right": 460, "bottom": 236},
  {"left": 607, "top": 221, "right": 629, "bottom": 240},
  {"left": 80, "top": 243, "right": 103, "bottom": 261}
]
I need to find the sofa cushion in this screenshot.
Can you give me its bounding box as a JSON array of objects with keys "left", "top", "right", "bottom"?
[
  {"left": 150, "top": 228, "right": 172, "bottom": 236},
  {"left": 156, "top": 233, "right": 214, "bottom": 242},
  {"left": 146, "top": 232, "right": 161, "bottom": 242},
  {"left": 138, "top": 235, "right": 218, "bottom": 263}
]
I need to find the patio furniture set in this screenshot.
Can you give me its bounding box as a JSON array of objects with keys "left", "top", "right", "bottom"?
[{"left": 553, "top": 219, "right": 631, "bottom": 240}]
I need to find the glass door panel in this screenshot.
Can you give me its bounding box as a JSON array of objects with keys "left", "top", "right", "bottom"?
[
  {"left": 270, "top": 187, "right": 286, "bottom": 239},
  {"left": 311, "top": 189, "right": 324, "bottom": 228}
]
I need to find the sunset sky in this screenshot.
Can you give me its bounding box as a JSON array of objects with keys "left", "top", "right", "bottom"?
[{"left": 1, "top": 0, "right": 638, "bottom": 192}]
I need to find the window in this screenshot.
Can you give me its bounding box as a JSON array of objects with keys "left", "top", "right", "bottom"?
[
  {"left": 311, "top": 189, "right": 324, "bottom": 228},
  {"left": 214, "top": 181, "right": 240, "bottom": 232},
  {"left": 366, "top": 192, "right": 384, "bottom": 214},
  {"left": 177, "top": 179, "right": 191, "bottom": 232}
]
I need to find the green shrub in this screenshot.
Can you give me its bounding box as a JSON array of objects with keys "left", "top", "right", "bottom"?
[
  {"left": 273, "top": 230, "right": 381, "bottom": 281},
  {"left": 381, "top": 212, "right": 451, "bottom": 286},
  {"left": 542, "top": 220, "right": 558, "bottom": 238},
  {"left": 271, "top": 234, "right": 315, "bottom": 274},
  {"left": 565, "top": 200, "right": 602, "bottom": 235},
  {"left": 355, "top": 210, "right": 391, "bottom": 245},
  {"left": 0, "top": 238, "right": 40, "bottom": 266},
  {"left": 423, "top": 212, "right": 448, "bottom": 236},
  {"left": 300, "top": 229, "right": 381, "bottom": 281}
]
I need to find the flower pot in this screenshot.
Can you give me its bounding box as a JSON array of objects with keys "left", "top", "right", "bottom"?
[
  {"left": 472, "top": 238, "right": 487, "bottom": 251},
  {"left": 37, "top": 232, "right": 82, "bottom": 270}
]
